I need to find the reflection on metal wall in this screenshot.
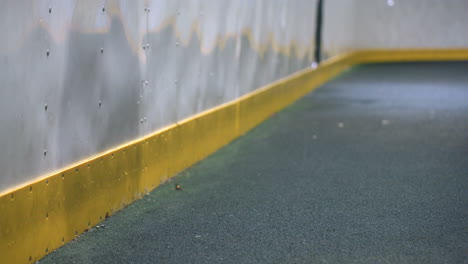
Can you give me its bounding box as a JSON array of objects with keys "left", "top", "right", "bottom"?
[
  {"left": 0, "top": 0, "right": 317, "bottom": 192},
  {"left": 323, "top": 0, "right": 468, "bottom": 56}
]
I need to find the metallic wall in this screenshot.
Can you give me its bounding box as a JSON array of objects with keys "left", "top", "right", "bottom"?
[
  {"left": 323, "top": 0, "right": 468, "bottom": 56},
  {"left": 0, "top": 0, "right": 317, "bottom": 193}
]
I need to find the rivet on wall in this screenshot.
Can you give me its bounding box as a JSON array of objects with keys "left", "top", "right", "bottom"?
[
  {"left": 99, "top": 100, "right": 102, "bottom": 108},
  {"left": 46, "top": 49, "right": 50, "bottom": 57},
  {"left": 102, "top": 6, "right": 105, "bottom": 12},
  {"left": 48, "top": 7, "right": 52, "bottom": 14},
  {"left": 43, "top": 149, "right": 47, "bottom": 157},
  {"left": 101, "top": 48, "right": 104, "bottom": 54}
]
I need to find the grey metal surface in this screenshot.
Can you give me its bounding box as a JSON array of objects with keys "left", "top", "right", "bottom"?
[
  {"left": 0, "top": 0, "right": 317, "bottom": 193},
  {"left": 323, "top": 0, "right": 468, "bottom": 56}
]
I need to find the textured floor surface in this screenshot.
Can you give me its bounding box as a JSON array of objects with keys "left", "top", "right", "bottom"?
[{"left": 41, "top": 62, "right": 468, "bottom": 263}]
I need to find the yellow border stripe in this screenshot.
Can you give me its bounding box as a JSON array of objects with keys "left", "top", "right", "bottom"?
[
  {"left": 350, "top": 49, "right": 468, "bottom": 64},
  {"left": 1, "top": 49, "right": 467, "bottom": 264}
]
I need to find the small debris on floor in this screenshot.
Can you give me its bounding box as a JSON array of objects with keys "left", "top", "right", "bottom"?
[
  {"left": 175, "top": 184, "right": 181, "bottom": 191},
  {"left": 381, "top": 119, "right": 390, "bottom": 126},
  {"left": 338, "top": 122, "right": 344, "bottom": 128}
]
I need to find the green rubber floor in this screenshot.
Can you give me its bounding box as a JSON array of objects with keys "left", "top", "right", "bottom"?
[{"left": 41, "top": 62, "right": 468, "bottom": 263}]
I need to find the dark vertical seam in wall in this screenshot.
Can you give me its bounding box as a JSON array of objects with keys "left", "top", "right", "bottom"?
[{"left": 314, "top": 0, "right": 323, "bottom": 63}]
